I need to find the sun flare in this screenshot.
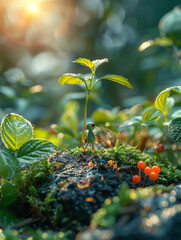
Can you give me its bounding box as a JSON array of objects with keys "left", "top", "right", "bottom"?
[{"left": 27, "top": 1, "right": 39, "bottom": 15}]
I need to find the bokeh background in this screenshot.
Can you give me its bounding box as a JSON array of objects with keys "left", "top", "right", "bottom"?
[{"left": 0, "top": 0, "right": 180, "bottom": 128}]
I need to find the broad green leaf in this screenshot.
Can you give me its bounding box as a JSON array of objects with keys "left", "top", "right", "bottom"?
[
  {"left": 73, "top": 58, "right": 96, "bottom": 71},
  {"left": 1, "top": 182, "right": 17, "bottom": 208},
  {"left": 17, "top": 139, "right": 56, "bottom": 164},
  {"left": 169, "top": 118, "right": 181, "bottom": 142},
  {"left": 0, "top": 209, "right": 24, "bottom": 227},
  {"left": 0, "top": 150, "right": 20, "bottom": 179},
  {"left": 58, "top": 73, "right": 86, "bottom": 85},
  {"left": 1, "top": 113, "right": 33, "bottom": 151},
  {"left": 155, "top": 86, "right": 181, "bottom": 117},
  {"left": 92, "top": 58, "right": 109, "bottom": 69},
  {"left": 96, "top": 74, "right": 134, "bottom": 90},
  {"left": 142, "top": 107, "right": 161, "bottom": 123}
]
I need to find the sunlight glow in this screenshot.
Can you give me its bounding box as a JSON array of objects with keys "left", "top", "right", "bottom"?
[{"left": 27, "top": 1, "right": 39, "bottom": 15}]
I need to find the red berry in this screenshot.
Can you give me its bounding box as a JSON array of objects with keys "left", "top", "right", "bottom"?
[
  {"left": 137, "top": 161, "right": 146, "bottom": 170},
  {"left": 144, "top": 166, "right": 152, "bottom": 175},
  {"left": 132, "top": 175, "right": 140, "bottom": 183},
  {"left": 156, "top": 144, "right": 165, "bottom": 153},
  {"left": 149, "top": 172, "right": 158, "bottom": 181},
  {"left": 152, "top": 165, "right": 161, "bottom": 174}
]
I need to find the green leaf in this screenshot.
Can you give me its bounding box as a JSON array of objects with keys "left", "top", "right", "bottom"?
[
  {"left": 1, "top": 113, "right": 33, "bottom": 151},
  {"left": 92, "top": 58, "right": 109, "bottom": 69},
  {"left": 142, "top": 107, "right": 161, "bottom": 123},
  {"left": 0, "top": 209, "right": 24, "bottom": 227},
  {"left": 73, "top": 58, "right": 96, "bottom": 71},
  {"left": 164, "top": 97, "right": 175, "bottom": 116},
  {"left": 139, "top": 38, "right": 172, "bottom": 51},
  {"left": 96, "top": 74, "right": 134, "bottom": 90},
  {"left": 169, "top": 118, "right": 181, "bottom": 142},
  {"left": 58, "top": 73, "right": 86, "bottom": 85},
  {"left": 1, "top": 182, "right": 17, "bottom": 208},
  {"left": 16, "top": 139, "right": 56, "bottom": 164},
  {"left": 0, "top": 150, "right": 20, "bottom": 179},
  {"left": 155, "top": 86, "right": 181, "bottom": 117},
  {"left": 153, "top": 37, "right": 173, "bottom": 46}
]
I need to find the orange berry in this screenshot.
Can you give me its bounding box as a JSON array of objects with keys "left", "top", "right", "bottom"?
[
  {"left": 152, "top": 165, "right": 161, "bottom": 174},
  {"left": 149, "top": 172, "right": 158, "bottom": 181},
  {"left": 144, "top": 166, "right": 152, "bottom": 175},
  {"left": 156, "top": 144, "right": 165, "bottom": 153},
  {"left": 132, "top": 175, "right": 140, "bottom": 184},
  {"left": 137, "top": 161, "right": 146, "bottom": 170}
]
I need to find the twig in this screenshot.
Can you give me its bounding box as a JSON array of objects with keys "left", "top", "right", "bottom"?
[{"left": 10, "top": 218, "right": 39, "bottom": 230}]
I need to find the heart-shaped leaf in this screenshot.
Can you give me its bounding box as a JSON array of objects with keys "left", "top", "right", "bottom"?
[
  {"left": 1, "top": 113, "right": 33, "bottom": 151},
  {"left": 17, "top": 139, "right": 56, "bottom": 164},
  {"left": 0, "top": 150, "right": 20, "bottom": 179},
  {"left": 169, "top": 118, "right": 181, "bottom": 142},
  {"left": 96, "top": 74, "right": 134, "bottom": 90},
  {"left": 155, "top": 86, "right": 181, "bottom": 117},
  {"left": 58, "top": 73, "right": 86, "bottom": 85}
]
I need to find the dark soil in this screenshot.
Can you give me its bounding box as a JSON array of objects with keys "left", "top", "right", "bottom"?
[{"left": 24, "top": 150, "right": 180, "bottom": 240}]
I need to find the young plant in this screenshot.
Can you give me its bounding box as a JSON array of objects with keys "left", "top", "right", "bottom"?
[
  {"left": 58, "top": 57, "right": 134, "bottom": 149},
  {"left": 0, "top": 113, "right": 56, "bottom": 180}
]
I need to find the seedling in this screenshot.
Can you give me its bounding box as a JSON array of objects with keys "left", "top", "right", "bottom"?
[
  {"left": 83, "top": 122, "right": 96, "bottom": 152},
  {"left": 58, "top": 58, "right": 134, "bottom": 150}
]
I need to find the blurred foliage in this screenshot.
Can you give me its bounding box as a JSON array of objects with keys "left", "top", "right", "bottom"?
[
  {"left": 91, "top": 182, "right": 175, "bottom": 228},
  {"left": 0, "top": 0, "right": 181, "bottom": 126}
]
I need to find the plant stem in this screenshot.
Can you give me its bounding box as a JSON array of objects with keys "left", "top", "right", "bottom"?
[{"left": 81, "top": 92, "right": 90, "bottom": 148}]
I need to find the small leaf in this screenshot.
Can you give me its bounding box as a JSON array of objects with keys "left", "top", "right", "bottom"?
[
  {"left": 1, "top": 113, "right": 33, "bottom": 151},
  {"left": 92, "top": 58, "right": 109, "bottom": 69},
  {"left": 0, "top": 150, "right": 20, "bottom": 179},
  {"left": 1, "top": 182, "right": 17, "bottom": 208},
  {"left": 96, "top": 74, "right": 134, "bottom": 90},
  {"left": 153, "top": 37, "right": 173, "bottom": 46},
  {"left": 58, "top": 73, "right": 86, "bottom": 85},
  {"left": 17, "top": 139, "right": 56, "bottom": 164},
  {"left": 142, "top": 107, "right": 161, "bottom": 123},
  {"left": 139, "top": 38, "right": 172, "bottom": 51},
  {"left": 155, "top": 86, "right": 181, "bottom": 117},
  {"left": 169, "top": 118, "right": 181, "bottom": 142},
  {"left": 73, "top": 58, "right": 96, "bottom": 71}
]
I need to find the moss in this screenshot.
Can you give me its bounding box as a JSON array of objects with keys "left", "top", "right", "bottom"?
[{"left": 11, "top": 158, "right": 55, "bottom": 199}]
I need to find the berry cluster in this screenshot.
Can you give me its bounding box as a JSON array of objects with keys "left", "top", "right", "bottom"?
[{"left": 132, "top": 160, "right": 161, "bottom": 184}]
